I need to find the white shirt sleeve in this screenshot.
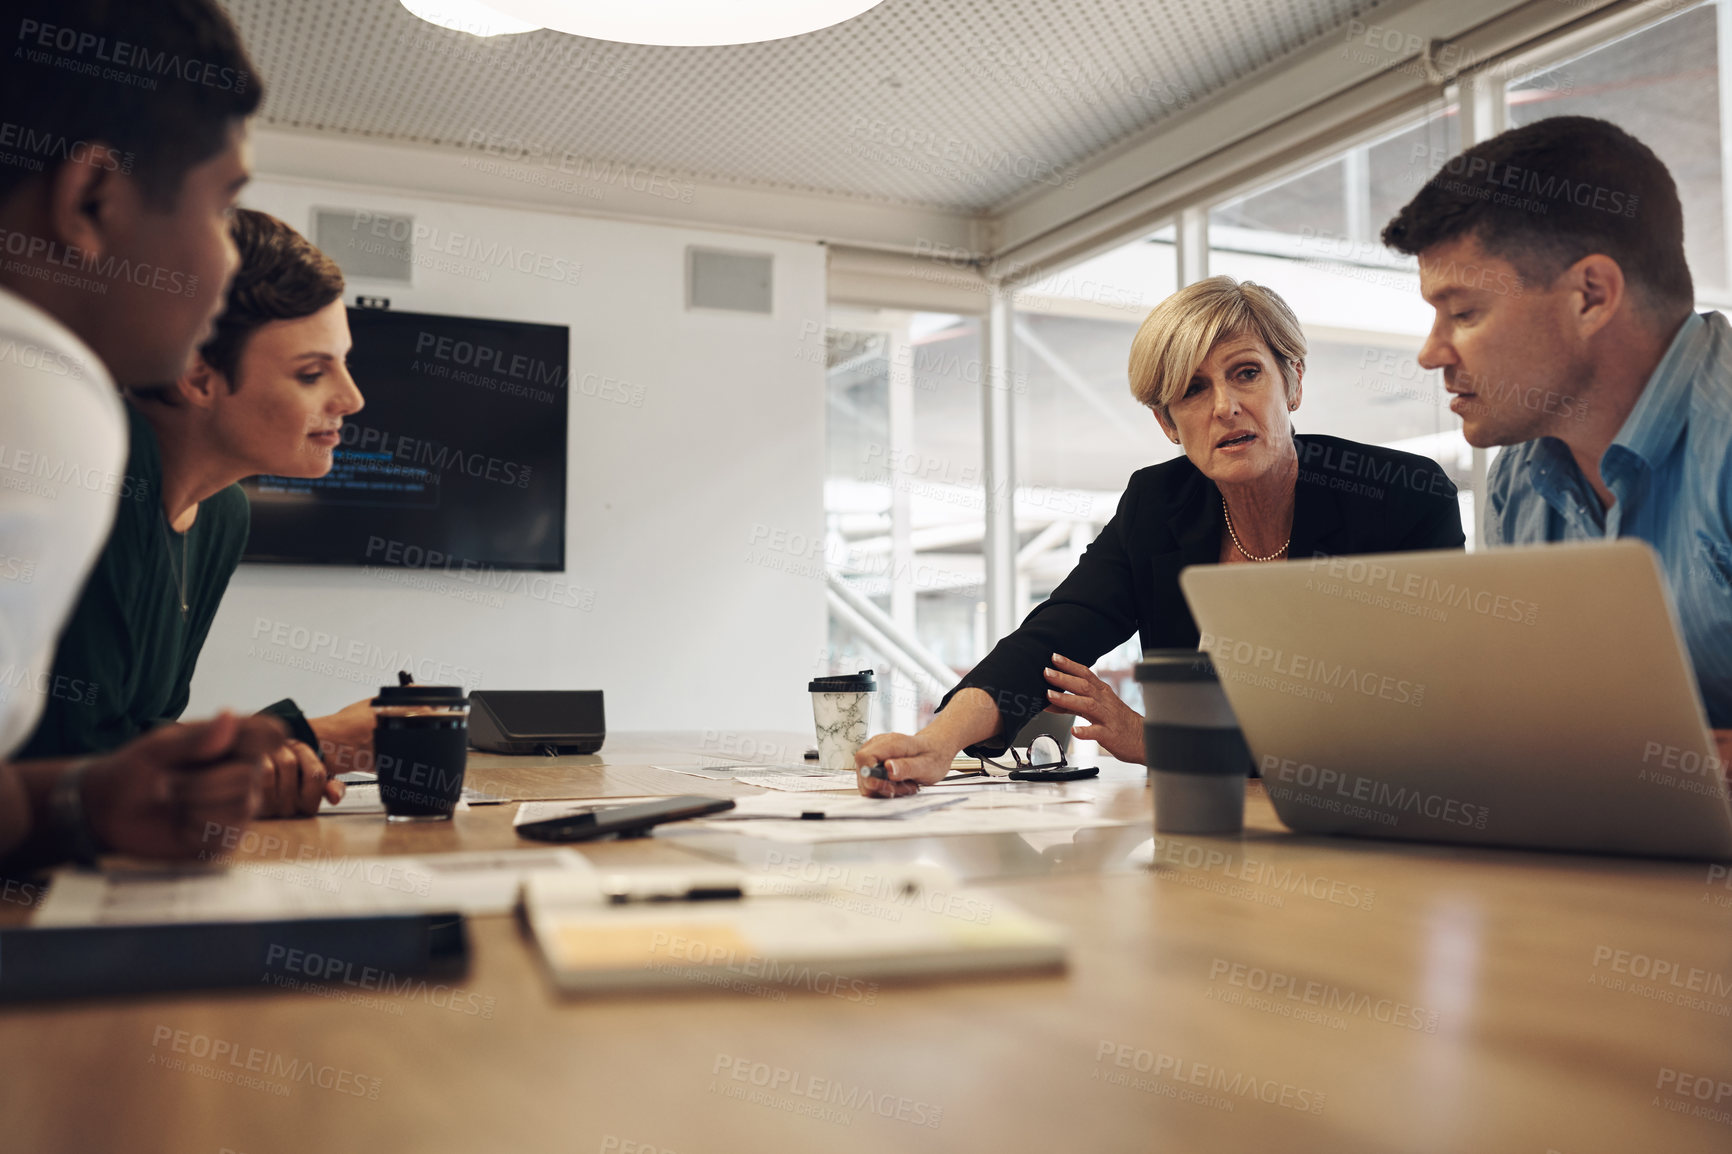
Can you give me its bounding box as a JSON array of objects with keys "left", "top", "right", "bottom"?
[{"left": 0, "top": 303, "right": 126, "bottom": 759}]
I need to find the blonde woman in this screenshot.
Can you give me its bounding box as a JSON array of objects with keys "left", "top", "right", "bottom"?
[{"left": 858, "top": 276, "right": 1465, "bottom": 796}]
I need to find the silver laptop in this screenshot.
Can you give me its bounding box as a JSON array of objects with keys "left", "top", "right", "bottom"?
[{"left": 1179, "top": 539, "right": 1732, "bottom": 858}]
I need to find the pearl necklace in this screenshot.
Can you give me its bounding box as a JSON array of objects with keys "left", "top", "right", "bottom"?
[{"left": 1222, "top": 495, "right": 1290, "bottom": 562}]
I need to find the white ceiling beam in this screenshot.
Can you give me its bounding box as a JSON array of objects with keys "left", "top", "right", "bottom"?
[
  {"left": 251, "top": 127, "right": 984, "bottom": 254},
  {"left": 827, "top": 246, "right": 992, "bottom": 314}
]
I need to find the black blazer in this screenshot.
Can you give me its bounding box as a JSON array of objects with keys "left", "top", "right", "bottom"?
[{"left": 943, "top": 433, "right": 1466, "bottom": 754}]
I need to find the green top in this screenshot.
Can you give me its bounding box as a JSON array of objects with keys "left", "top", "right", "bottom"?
[{"left": 20, "top": 405, "right": 249, "bottom": 758}]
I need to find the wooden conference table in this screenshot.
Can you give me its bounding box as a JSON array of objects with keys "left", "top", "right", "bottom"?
[{"left": 1, "top": 731, "right": 1729, "bottom": 1154}]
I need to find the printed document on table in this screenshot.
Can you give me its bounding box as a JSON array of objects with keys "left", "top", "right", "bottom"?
[
  {"left": 701, "top": 789, "right": 1093, "bottom": 821},
  {"left": 731, "top": 770, "right": 858, "bottom": 792},
  {"left": 319, "top": 783, "right": 490, "bottom": 815},
  {"left": 694, "top": 808, "right": 1128, "bottom": 843},
  {"left": 34, "top": 849, "right": 596, "bottom": 925},
  {"left": 683, "top": 792, "right": 1124, "bottom": 843},
  {"left": 651, "top": 762, "right": 758, "bottom": 780},
  {"left": 653, "top": 762, "right": 841, "bottom": 782},
  {"left": 710, "top": 793, "right": 971, "bottom": 820}
]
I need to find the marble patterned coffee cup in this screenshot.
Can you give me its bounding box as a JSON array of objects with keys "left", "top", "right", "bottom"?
[{"left": 809, "top": 670, "right": 877, "bottom": 770}]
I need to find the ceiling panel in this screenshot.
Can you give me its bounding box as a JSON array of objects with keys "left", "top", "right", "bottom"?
[{"left": 222, "top": 0, "right": 1395, "bottom": 214}]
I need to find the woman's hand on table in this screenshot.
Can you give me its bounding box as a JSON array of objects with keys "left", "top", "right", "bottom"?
[
  {"left": 1041, "top": 653, "right": 1146, "bottom": 764},
  {"left": 854, "top": 732, "right": 958, "bottom": 798},
  {"left": 257, "top": 739, "right": 342, "bottom": 818},
  {"left": 308, "top": 696, "right": 377, "bottom": 774}
]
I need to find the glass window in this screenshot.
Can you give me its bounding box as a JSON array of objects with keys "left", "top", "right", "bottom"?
[
  {"left": 823, "top": 309, "right": 987, "bottom": 734},
  {"left": 1507, "top": 3, "right": 1727, "bottom": 295},
  {"left": 1208, "top": 102, "right": 1474, "bottom": 540},
  {"left": 1215, "top": 159, "right": 1349, "bottom": 239},
  {"left": 816, "top": 8, "right": 1728, "bottom": 741},
  {"left": 906, "top": 312, "right": 988, "bottom": 676},
  {"left": 1009, "top": 233, "right": 1180, "bottom": 716}
]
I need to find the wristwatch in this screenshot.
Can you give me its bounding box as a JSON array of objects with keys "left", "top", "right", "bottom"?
[{"left": 46, "top": 758, "right": 104, "bottom": 866}]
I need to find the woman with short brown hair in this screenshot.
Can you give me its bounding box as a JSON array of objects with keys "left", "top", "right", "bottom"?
[{"left": 21, "top": 209, "right": 368, "bottom": 816}]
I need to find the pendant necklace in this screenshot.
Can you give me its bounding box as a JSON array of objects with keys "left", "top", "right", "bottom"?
[{"left": 160, "top": 515, "right": 189, "bottom": 621}]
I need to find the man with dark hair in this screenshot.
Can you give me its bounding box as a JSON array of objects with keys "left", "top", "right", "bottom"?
[
  {"left": 1384, "top": 115, "right": 1732, "bottom": 762},
  {"left": 0, "top": 0, "right": 282, "bottom": 866}
]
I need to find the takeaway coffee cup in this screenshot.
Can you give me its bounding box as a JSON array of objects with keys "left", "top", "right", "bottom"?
[
  {"left": 1135, "top": 650, "right": 1252, "bottom": 834},
  {"left": 809, "top": 670, "right": 876, "bottom": 770},
  {"left": 371, "top": 684, "right": 470, "bottom": 822}
]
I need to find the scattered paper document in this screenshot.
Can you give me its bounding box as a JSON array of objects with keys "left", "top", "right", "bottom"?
[
  {"left": 683, "top": 791, "right": 1123, "bottom": 843},
  {"left": 703, "top": 808, "right": 1127, "bottom": 844},
  {"left": 732, "top": 770, "right": 858, "bottom": 792},
  {"left": 710, "top": 793, "right": 967, "bottom": 821},
  {"left": 34, "top": 849, "right": 594, "bottom": 925},
  {"left": 651, "top": 763, "right": 753, "bottom": 780},
  {"left": 321, "top": 782, "right": 388, "bottom": 814}
]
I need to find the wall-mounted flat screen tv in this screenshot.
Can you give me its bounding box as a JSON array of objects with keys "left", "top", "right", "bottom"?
[{"left": 240, "top": 307, "right": 567, "bottom": 570}]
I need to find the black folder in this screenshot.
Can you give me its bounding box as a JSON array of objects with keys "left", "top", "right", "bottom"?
[{"left": 0, "top": 912, "right": 468, "bottom": 1003}]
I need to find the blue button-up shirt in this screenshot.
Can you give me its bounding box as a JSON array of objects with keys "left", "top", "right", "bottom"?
[{"left": 1486, "top": 311, "right": 1732, "bottom": 727}]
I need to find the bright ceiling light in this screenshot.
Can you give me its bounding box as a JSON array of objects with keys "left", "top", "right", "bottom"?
[
  {"left": 399, "top": 0, "right": 543, "bottom": 38},
  {"left": 478, "top": 0, "right": 888, "bottom": 46}
]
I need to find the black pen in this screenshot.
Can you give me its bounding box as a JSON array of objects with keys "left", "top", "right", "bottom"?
[
  {"left": 606, "top": 885, "right": 743, "bottom": 904},
  {"left": 601, "top": 878, "right": 835, "bottom": 903}
]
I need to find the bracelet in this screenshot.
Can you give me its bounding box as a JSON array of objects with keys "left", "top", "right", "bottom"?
[{"left": 46, "top": 758, "right": 104, "bottom": 867}]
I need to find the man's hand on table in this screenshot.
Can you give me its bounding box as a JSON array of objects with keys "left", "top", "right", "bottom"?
[{"left": 83, "top": 712, "right": 283, "bottom": 859}]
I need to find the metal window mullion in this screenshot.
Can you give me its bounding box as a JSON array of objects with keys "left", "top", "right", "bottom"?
[
  {"left": 1718, "top": 0, "right": 1732, "bottom": 293},
  {"left": 1344, "top": 146, "right": 1372, "bottom": 243},
  {"left": 1458, "top": 69, "right": 1509, "bottom": 552},
  {"left": 1176, "top": 205, "right": 1210, "bottom": 286},
  {"left": 981, "top": 287, "right": 1017, "bottom": 644},
  {"left": 886, "top": 319, "right": 918, "bottom": 732}
]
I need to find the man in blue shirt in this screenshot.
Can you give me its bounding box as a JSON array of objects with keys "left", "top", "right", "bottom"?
[{"left": 1383, "top": 116, "right": 1731, "bottom": 769}]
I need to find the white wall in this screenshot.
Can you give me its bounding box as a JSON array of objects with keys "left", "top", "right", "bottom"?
[{"left": 185, "top": 176, "right": 828, "bottom": 734}]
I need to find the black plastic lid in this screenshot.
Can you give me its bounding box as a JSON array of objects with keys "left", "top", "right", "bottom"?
[
  {"left": 808, "top": 669, "right": 876, "bottom": 693},
  {"left": 1135, "top": 649, "right": 1219, "bottom": 684},
  {"left": 372, "top": 684, "right": 469, "bottom": 706}
]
